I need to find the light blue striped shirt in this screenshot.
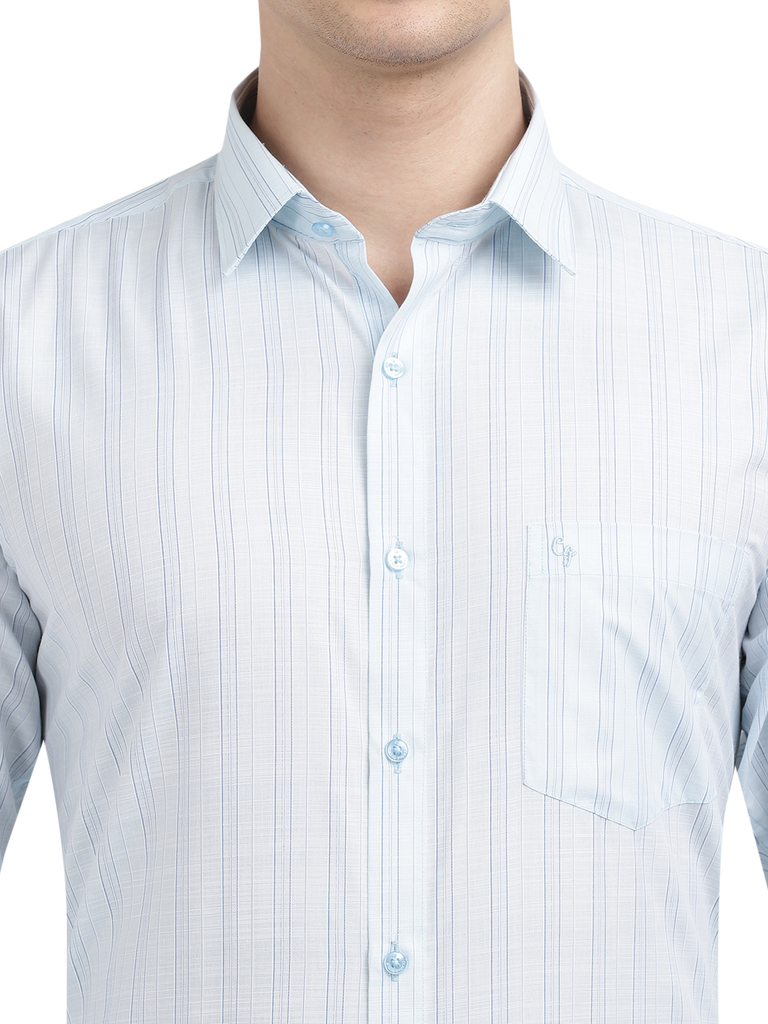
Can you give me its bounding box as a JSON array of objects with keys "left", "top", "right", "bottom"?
[{"left": 1, "top": 62, "right": 768, "bottom": 1024}]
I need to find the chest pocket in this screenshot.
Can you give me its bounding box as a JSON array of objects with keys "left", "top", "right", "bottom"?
[{"left": 522, "top": 521, "right": 747, "bottom": 830}]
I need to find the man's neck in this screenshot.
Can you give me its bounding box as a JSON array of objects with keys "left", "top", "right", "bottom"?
[{"left": 249, "top": 6, "right": 527, "bottom": 250}]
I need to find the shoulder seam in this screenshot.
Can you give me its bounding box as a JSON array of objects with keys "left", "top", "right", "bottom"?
[
  {"left": 2, "top": 155, "right": 218, "bottom": 254},
  {"left": 561, "top": 159, "right": 768, "bottom": 258}
]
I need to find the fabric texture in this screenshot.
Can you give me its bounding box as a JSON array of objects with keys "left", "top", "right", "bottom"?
[{"left": 1, "top": 62, "right": 768, "bottom": 1024}]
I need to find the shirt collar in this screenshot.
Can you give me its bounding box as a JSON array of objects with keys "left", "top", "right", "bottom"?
[{"left": 214, "top": 64, "right": 576, "bottom": 277}]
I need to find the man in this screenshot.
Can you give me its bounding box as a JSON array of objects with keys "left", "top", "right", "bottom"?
[{"left": 1, "top": 2, "right": 768, "bottom": 1023}]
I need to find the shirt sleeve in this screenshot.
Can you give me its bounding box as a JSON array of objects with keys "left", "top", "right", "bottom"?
[
  {"left": 737, "top": 564, "right": 768, "bottom": 887},
  {"left": 0, "top": 539, "right": 43, "bottom": 871}
]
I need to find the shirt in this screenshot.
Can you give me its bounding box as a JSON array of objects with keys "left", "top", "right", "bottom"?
[{"left": 1, "top": 61, "right": 768, "bottom": 1024}]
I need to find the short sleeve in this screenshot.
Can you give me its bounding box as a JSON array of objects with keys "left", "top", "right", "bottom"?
[
  {"left": 737, "top": 565, "right": 768, "bottom": 901},
  {"left": 0, "top": 540, "right": 43, "bottom": 870}
]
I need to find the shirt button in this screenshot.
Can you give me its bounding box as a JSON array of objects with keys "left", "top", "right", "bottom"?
[
  {"left": 385, "top": 734, "right": 409, "bottom": 772},
  {"left": 311, "top": 221, "right": 336, "bottom": 237},
  {"left": 385, "top": 546, "right": 409, "bottom": 572},
  {"left": 383, "top": 941, "right": 409, "bottom": 976},
  {"left": 382, "top": 354, "right": 405, "bottom": 380}
]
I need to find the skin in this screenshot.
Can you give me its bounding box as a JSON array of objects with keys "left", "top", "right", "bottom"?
[{"left": 250, "top": 0, "right": 526, "bottom": 307}]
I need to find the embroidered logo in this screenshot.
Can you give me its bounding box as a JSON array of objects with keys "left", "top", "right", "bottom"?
[{"left": 550, "top": 535, "right": 576, "bottom": 568}]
